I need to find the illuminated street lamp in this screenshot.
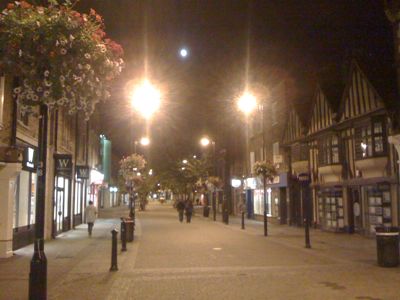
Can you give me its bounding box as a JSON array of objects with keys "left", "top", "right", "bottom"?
[
  {"left": 131, "top": 79, "right": 161, "bottom": 119},
  {"left": 200, "top": 137, "right": 211, "bottom": 147},
  {"left": 237, "top": 91, "right": 257, "bottom": 116},
  {"left": 182, "top": 159, "right": 188, "bottom": 164},
  {"left": 134, "top": 136, "right": 150, "bottom": 153},
  {"left": 237, "top": 90, "right": 268, "bottom": 237}
]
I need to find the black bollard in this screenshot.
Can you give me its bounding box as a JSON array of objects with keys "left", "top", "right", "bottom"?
[
  {"left": 110, "top": 229, "right": 118, "bottom": 271},
  {"left": 241, "top": 212, "right": 245, "bottom": 230},
  {"left": 304, "top": 218, "right": 311, "bottom": 249},
  {"left": 120, "top": 220, "right": 127, "bottom": 252}
]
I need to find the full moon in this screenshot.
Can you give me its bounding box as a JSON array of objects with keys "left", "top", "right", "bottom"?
[{"left": 179, "top": 48, "right": 188, "bottom": 58}]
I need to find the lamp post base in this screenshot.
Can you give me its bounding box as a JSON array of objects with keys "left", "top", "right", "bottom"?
[{"left": 29, "top": 239, "right": 47, "bottom": 300}]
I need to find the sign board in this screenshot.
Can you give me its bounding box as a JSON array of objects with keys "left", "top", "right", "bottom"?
[
  {"left": 22, "top": 146, "right": 36, "bottom": 172},
  {"left": 54, "top": 154, "right": 72, "bottom": 177},
  {"left": 297, "top": 173, "right": 310, "bottom": 185},
  {"left": 76, "top": 165, "right": 90, "bottom": 179},
  {"left": 273, "top": 154, "right": 283, "bottom": 164},
  {"left": 231, "top": 179, "right": 242, "bottom": 188}
]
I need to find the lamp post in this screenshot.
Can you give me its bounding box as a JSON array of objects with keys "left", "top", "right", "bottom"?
[
  {"left": 200, "top": 137, "right": 218, "bottom": 221},
  {"left": 237, "top": 91, "right": 269, "bottom": 236},
  {"left": 129, "top": 79, "right": 160, "bottom": 219}
]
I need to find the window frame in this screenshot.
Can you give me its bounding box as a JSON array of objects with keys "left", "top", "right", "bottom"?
[
  {"left": 355, "top": 117, "right": 387, "bottom": 160},
  {"left": 318, "top": 133, "right": 341, "bottom": 167}
]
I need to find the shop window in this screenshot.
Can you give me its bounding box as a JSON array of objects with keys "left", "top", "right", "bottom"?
[
  {"left": 13, "top": 171, "right": 37, "bottom": 229},
  {"left": 355, "top": 118, "right": 387, "bottom": 160},
  {"left": 317, "top": 188, "right": 344, "bottom": 230},
  {"left": 318, "top": 134, "right": 340, "bottom": 166},
  {"left": 366, "top": 185, "right": 391, "bottom": 233}
]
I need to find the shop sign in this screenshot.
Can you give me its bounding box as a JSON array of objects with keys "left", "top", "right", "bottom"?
[
  {"left": 76, "top": 165, "right": 90, "bottom": 179},
  {"left": 298, "top": 173, "right": 310, "bottom": 185},
  {"left": 244, "top": 177, "right": 257, "bottom": 190},
  {"left": 22, "top": 146, "right": 36, "bottom": 172},
  {"left": 54, "top": 154, "right": 72, "bottom": 177},
  {"left": 231, "top": 179, "right": 242, "bottom": 188}
]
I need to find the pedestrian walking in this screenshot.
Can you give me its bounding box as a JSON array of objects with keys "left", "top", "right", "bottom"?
[
  {"left": 185, "top": 200, "right": 194, "bottom": 223},
  {"left": 85, "top": 201, "right": 97, "bottom": 236},
  {"left": 176, "top": 199, "right": 185, "bottom": 223}
]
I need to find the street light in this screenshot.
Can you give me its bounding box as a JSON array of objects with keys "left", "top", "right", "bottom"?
[
  {"left": 182, "top": 159, "right": 188, "bottom": 164},
  {"left": 134, "top": 136, "right": 150, "bottom": 153},
  {"left": 130, "top": 79, "right": 161, "bottom": 119},
  {"left": 237, "top": 90, "right": 268, "bottom": 237}
]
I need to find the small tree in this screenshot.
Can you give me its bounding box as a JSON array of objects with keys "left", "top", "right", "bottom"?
[{"left": 253, "top": 160, "right": 277, "bottom": 236}]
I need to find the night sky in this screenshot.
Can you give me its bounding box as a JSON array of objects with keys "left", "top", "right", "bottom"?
[{"left": 1, "top": 0, "right": 395, "bottom": 170}]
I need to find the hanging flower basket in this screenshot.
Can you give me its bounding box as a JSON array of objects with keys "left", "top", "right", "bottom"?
[
  {"left": 119, "top": 153, "right": 146, "bottom": 181},
  {"left": 253, "top": 160, "right": 277, "bottom": 183},
  {"left": 0, "top": 1, "right": 124, "bottom": 119}
]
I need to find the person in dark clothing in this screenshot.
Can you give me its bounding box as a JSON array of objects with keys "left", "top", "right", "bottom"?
[
  {"left": 185, "top": 200, "right": 194, "bottom": 223},
  {"left": 176, "top": 200, "right": 185, "bottom": 222}
]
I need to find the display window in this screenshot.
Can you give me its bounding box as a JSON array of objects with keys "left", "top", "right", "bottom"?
[
  {"left": 253, "top": 189, "right": 272, "bottom": 216},
  {"left": 365, "top": 184, "right": 391, "bottom": 233},
  {"left": 317, "top": 188, "right": 344, "bottom": 230},
  {"left": 13, "top": 171, "right": 37, "bottom": 229}
]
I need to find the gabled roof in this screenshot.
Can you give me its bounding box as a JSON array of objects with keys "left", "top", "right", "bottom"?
[
  {"left": 338, "top": 60, "right": 386, "bottom": 122},
  {"left": 282, "top": 107, "right": 306, "bottom": 145}
]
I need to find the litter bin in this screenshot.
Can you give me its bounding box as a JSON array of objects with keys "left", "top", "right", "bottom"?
[
  {"left": 375, "top": 226, "right": 399, "bottom": 267},
  {"left": 203, "top": 206, "right": 210, "bottom": 217},
  {"left": 125, "top": 218, "right": 135, "bottom": 242}
]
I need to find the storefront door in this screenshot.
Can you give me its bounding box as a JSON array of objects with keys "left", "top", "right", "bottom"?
[
  {"left": 53, "top": 176, "right": 70, "bottom": 236},
  {"left": 348, "top": 187, "right": 362, "bottom": 233}
]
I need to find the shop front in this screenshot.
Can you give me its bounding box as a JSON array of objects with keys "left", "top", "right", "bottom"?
[
  {"left": 12, "top": 145, "right": 37, "bottom": 250},
  {"left": 317, "top": 186, "right": 345, "bottom": 232},
  {"left": 74, "top": 165, "right": 89, "bottom": 226},
  {"left": 53, "top": 154, "right": 73, "bottom": 237}
]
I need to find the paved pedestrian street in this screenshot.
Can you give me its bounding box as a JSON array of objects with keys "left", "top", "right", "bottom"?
[{"left": 1, "top": 203, "right": 399, "bottom": 300}]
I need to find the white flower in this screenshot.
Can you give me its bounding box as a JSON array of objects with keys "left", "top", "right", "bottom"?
[
  {"left": 44, "top": 70, "right": 50, "bottom": 77},
  {"left": 44, "top": 91, "right": 50, "bottom": 98},
  {"left": 13, "top": 87, "right": 22, "bottom": 94},
  {"left": 56, "top": 40, "right": 60, "bottom": 46},
  {"left": 36, "top": 87, "right": 43, "bottom": 92},
  {"left": 18, "top": 49, "right": 22, "bottom": 57},
  {"left": 85, "top": 64, "right": 91, "bottom": 70},
  {"left": 69, "top": 34, "right": 75, "bottom": 41},
  {"left": 84, "top": 53, "right": 91, "bottom": 59},
  {"left": 60, "top": 48, "right": 67, "bottom": 55},
  {"left": 44, "top": 80, "right": 52, "bottom": 87},
  {"left": 59, "top": 75, "right": 65, "bottom": 82},
  {"left": 32, "top": 95, "right": 39, "bottom": 101}
]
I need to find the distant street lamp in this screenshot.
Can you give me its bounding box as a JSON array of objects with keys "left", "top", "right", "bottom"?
[
  {"left": 182, "top": 159, "right": 188, "bottom": 164},
  {"left": 131, "top": 79, "right": 161, "bottom": 119},
  {"left": 134, "top": 136, "right": 150, "bottom": 153},
  {"left": 237, "top": 91, "right": 269, "bottom": 237}
]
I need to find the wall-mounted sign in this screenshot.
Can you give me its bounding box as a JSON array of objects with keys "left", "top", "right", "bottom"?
[
  {"left": 22, "top": 146, "right": 36, "bottom": 172},
  {"left": 298, "top": 173, "right": 310, "bottom": 185},
  {"left": 76, "top": 165, "right": 90, "bottom": 179},
  {"left": 231, "top": 179, "right": 242, "bottom": 188},
  {"left": 54, "top": 154, "right": 72, "bottom": 177},
  {"left": 244, "top": 177, "right": 257, "bottom": 190}
]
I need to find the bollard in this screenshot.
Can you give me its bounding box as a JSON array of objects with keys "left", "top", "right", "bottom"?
[
  {"left": 304, "top": 218, "right": 311, "bottom": 249},
  {"left": 120, "top": 219, "right": 127, "bottom": 252},
  {"left": 110, "top": 229, "right": 118, "bottom": 271},
  {"left": 241, "top": 212, "right": 245, "bottom": 230}
]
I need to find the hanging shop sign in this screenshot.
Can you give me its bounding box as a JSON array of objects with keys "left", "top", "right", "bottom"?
[
  {"left": 22, "top": 146, "right": 37, "bottom": 172},
  {"left": 297, "top": 173, "right": 311, "bottom": 185},
  {"left": 76, "top": 165, "right": 90, "bottom": 179},
  {"left": 54, "top": 154, "right": 73, "bottom": 177}
]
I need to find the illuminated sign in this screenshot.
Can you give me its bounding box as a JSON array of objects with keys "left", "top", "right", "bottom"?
[
  {"left": 244, "top": 177, "right": 257, "bottom": 190},
  {"left": 76, "top": 165, "right": 90, "bottom": 179},
  {"left": 231, "top": 179, "right": 242, "bottom": 188},
  {"left": 22, "top": 146, "right": 36, "bottom": 172},
  {"left": 54, "top": 154, "right": 72, "bottom": 177}
]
